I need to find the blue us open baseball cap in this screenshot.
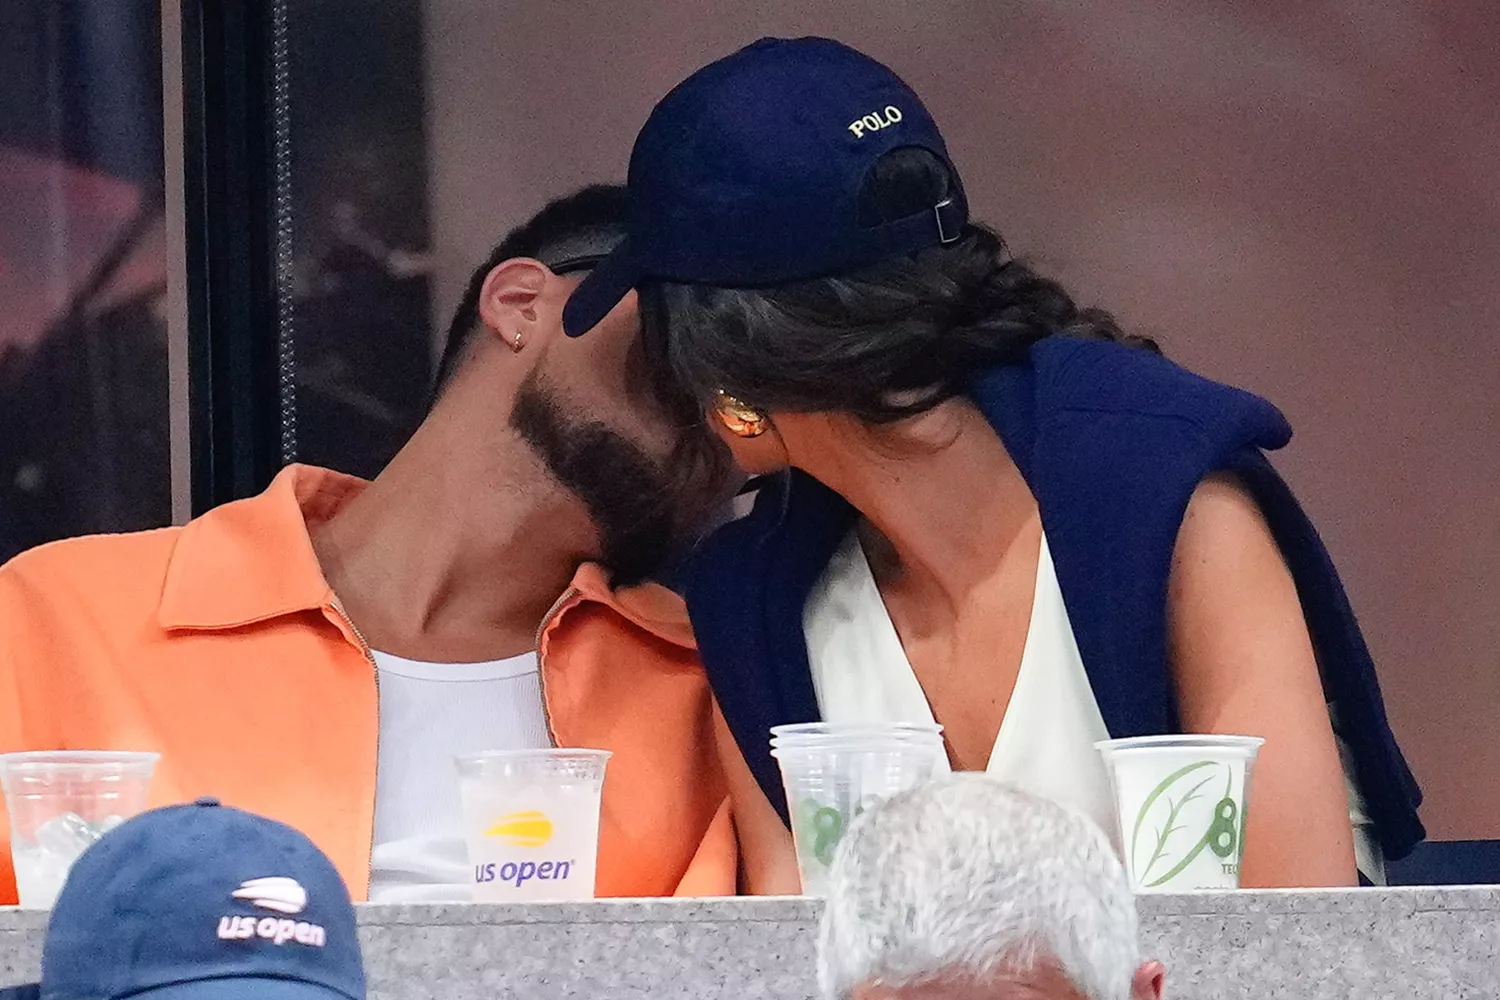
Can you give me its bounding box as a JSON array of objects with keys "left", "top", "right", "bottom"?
[
  {"left": 25, "top": 799, "right": 364, "bottom": 1000},
  {"left": 562, "top": 36, "right": 968, "bottom": 336}
]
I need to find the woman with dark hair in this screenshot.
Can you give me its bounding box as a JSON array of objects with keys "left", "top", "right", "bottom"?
[{"left": 565, "top": 38, "right": 1422, "bottom": 890}]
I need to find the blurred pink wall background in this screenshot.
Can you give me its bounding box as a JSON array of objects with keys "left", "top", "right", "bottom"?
[
  {"left": 423, "top": 1, "right": 1500, "bottom": 838},
  {"left": 0, "top": 149, "right": 164, "bottom": 353}
]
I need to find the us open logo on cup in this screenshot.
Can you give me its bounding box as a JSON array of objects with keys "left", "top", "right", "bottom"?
[
  {"left": 474, "top": 811, "right": 576, "bottom": 889},
  {"left": 1129, "top": 761, "right": 1246, "bottom": 890},
  {"left": 217, "top": 877, "right": 326, "bottom": 947}
]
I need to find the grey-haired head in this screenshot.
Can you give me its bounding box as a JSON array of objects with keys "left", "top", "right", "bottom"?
[{"left": 818, "top": 776, "right": 1165, "bottom": 1000}]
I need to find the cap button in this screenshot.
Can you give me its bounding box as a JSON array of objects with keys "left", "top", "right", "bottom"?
[{"left": 193, "top": 796, "right": 221, "bottom": 808}]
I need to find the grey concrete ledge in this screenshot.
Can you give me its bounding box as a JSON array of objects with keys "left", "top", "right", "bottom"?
[
  {"left": 2, "top": 887, "right": 1498, "bottom": 998},
  {"left": 353, "top": 894, "right": 821, "bottom": 926},
  {"left": 1140, "top": 882, "right": 1500, "bottom": 914}
]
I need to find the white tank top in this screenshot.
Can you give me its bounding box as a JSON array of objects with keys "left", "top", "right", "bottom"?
[
  {"left": 803, "top": 528, "right": 1385, "bottom": 880},
  {"left": 367, "top": 649, "right": 552, "bottom": 903}
]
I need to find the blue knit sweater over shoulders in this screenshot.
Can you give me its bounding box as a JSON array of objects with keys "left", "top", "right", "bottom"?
[{"left": 683, "top": 336, "right": 1423, "bottom": 859}]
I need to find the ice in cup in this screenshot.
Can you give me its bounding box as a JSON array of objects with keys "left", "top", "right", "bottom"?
[
  {"left": 0, "top": 750, "right": 160, "bottom": 908},
  {"left": 1095, "top": 735, "right": 1265, "bottom": 893},
  {"left": 455, "top": 749, "right": 610, "bottom": 903},
  {"left": 770, "top": 722, "right": 946, "bottom": 896}
]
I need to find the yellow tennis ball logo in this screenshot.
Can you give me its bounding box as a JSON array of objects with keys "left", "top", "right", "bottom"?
[{"left": 484, "top": 811, "right": 553, "bottom": 848}]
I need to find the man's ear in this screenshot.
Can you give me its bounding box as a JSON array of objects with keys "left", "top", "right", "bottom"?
[
  {"left": 476, "top": 258, "right": 549, "bottom": 351},
  {"left": 1131, "top": 960, "right": 1166, "bottom": 1000}
]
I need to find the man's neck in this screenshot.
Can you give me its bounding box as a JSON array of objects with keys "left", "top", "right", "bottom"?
[{"left": 308, "top": 410, "right": 602, "bottom": 664}]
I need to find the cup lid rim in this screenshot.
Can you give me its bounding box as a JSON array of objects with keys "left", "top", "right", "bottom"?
[
  {"left": 770, "top": 722, "right": 944, "bottom": 742},
  {"left": 1093, "top": 734, "right": 1265, "bottom": 752},
  {"left": 771, "top": 722, "right": 943, "bottom": 731},
  {"left": 0, "top": 750, "right": 161, "bottom": 770},
  {"left": 453, "top": 748, "right": 614, "bottom": 768},
  {"left": 770, "top": 740, "right": 945, "bottom": 757},
  {"left": 771, "top": 733, "right": 946, "bottom": 743}
]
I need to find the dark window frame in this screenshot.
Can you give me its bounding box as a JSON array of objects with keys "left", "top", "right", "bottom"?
[{"left": 176, "top": 0, "right": 294, "bottom": 513}]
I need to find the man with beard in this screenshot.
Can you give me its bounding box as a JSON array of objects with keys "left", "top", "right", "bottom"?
[{"left": 0, "top": 185, "right": 739, "bottom": 903}]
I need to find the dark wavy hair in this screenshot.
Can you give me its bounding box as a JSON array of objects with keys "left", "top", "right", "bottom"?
[{"left": 646, "top": 148, "right": 1157, "bottom": 424}]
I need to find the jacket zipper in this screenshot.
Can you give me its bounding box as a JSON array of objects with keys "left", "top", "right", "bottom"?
[
  {"left": 533, "top": 586, "right": 576, "bottom": 748},
  {"left": 329, "top": 596, "right": 378, "bottom": 892},
  {"left": 330, "top": 585, "right": 573, "bottom": 891}
]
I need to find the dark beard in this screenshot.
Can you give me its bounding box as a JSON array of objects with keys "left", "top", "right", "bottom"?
[{"left": 508, "top": 370, "right": 677, "bottom": 587}]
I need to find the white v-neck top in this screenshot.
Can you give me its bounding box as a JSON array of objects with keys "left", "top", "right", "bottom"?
[
  {"left": 803, "top": 528, "right": 1385, "bottom": 881},
  {"left": 804, "top": 530, "right": 1121, "bottom": 847}
]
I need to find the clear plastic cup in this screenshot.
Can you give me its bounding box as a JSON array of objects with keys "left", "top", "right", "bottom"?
[
  {"left": 769, "top": 723, "right": 946, "bottom": 896},
  {"left": 455, "top": 749, "right": 611, "bottom": 903},
  {"left": 1095, "top": 735, "right": 1264, "bottom": 893},
  {"left": 0, "top": 750, "right": 161, "bottom": 908}
]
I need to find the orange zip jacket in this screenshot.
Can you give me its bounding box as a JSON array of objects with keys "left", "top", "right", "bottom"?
[{"left": 0, "top": 465, "right": 735, "bottom": 902}]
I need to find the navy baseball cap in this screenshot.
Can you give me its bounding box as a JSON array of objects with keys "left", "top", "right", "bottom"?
[
  {"left": 562, "top": 36, "right": 968, "bottom": 336},
  {"left": 29, "top": 799, "right": 364, "bottom": 1000}
]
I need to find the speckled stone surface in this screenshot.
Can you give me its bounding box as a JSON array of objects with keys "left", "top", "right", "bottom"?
[
  {"left": 0, "top": 906, "right": 43, "bottom": 986},
  {"left": 358, "top": 897, "right": 821, "bottom": 999},
  {"left": 1136, "top": 887, "right": 1500, "bottom": 999},
  {"left": 2, "top": 888, "right": 1498, "bottom": 998}
]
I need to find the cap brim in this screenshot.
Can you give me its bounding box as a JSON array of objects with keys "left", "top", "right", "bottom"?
[
  {"left": 561, "top": 240, "right": 643, "bottom": 337},
  {"left": 128, "top": 976, "right": 357, "bottom": 1000}
]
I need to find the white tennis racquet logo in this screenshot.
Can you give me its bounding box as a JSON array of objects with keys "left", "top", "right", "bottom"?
[{"left": 231, "top": 876, "right": 308, "bottom": 915}]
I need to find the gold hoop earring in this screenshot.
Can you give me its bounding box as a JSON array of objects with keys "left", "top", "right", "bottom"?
[
  {"left": 713, "top": 390, "right": 768, "bottom": 438},
  {"left": 511, "top": 329, "right": 524, "bottom": 353}
]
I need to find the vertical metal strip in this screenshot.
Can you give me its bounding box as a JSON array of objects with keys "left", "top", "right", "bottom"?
[
  {"left": 160, "top": 0, "right": 192, "bottom": 525},
  {"left": 269, "top": 0, "right": 297, "bottom": 465},
  {"left": 180, "top": 0, "right": 282, "bottom": 513}
]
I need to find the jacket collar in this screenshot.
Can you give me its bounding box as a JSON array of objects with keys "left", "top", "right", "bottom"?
[
  {"left": 158, "top": 465, "right": 363, "bottom": 630},
  {"left": 158, "top": 464, "right": 696, "bottom": 649},
  {"left": 559, "top": 563, "right": 696, "bottom": 650}
]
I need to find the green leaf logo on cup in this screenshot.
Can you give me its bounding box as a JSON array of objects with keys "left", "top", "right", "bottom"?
[
  {"left": 798, "top": 801, "right": 849, "bottom": 867},
  {"left": 1096, "top": 735, "right": 1264, "bottom": 893},
  {"left": 1131, "top": 762, "right": 1237, "bottom": 887}
]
